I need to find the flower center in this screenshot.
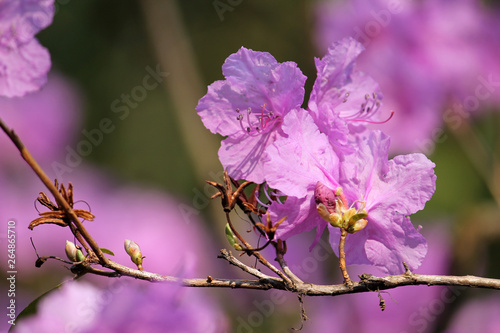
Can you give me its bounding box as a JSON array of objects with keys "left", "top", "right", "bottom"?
[
  {"left": 236, "top": 103, "right": 281, "bottom": 137},
  {"left": 315, "top": 186, "right": 368, "bottom": 234}
]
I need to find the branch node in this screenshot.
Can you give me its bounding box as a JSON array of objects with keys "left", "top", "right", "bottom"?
[{"left": 403, "top": 261, "right": 412, "bottom": 276}]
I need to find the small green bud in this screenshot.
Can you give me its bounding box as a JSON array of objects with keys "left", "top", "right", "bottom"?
[
  {"left": 347, "top": 218, "right": 368, "bottom": 234},
  {"left": 76, "top": 248, "right": 85, "bottom": 262},
  {"left": 346, "top": 208, "right": 368, "bottom": 233},
  {"left": 124, "top": 239, "right": 144, "bottom": 270},
  {"left": 316, "top": 203, "right": 331, "bottom": 222},
  {"left": 328, "top": 212, "right": 342, "bottom": 228},
  {"left": 225, "top": 223, "right": 243, "bottom": 251},
  {"left": 350, "top": 209, "right": 368, "bottom": 223},
  {"left": 342, "top": 207, "right": 356, "bottom": 221},
  {"left": 316, "top": 203, "right": 343, "bottom": 228}
]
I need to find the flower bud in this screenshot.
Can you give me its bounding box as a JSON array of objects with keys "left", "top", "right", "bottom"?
[
  {"left": 315, "top": 182, "right": 344, "bottom": 227},
  {"left": 314, "top": 182, "right": 337, "bottom": 214},
  {"left": 65, "top": 240, "right": 78, "bottom": 262},
  {"left": 347, "top": 209, "right": 368, "bottom": 233},
  {"left": 76, "top": 248, "right": 85, "bottom": 262},
  {"left": 315, "top": 182, "right": 370, "bottom": 232},
  {"left": 124, "top": 239, "right": 144, "bottom": 270},
  {"left": 342, "top": 207, "right": 357, "bottom": 222},
  {"left": 347, "top": 218, "right": 368, "bottom": 233},
  {"left": 328, "top": 212, "right": 342, "bottom": 228},
  {"left": 65, "top": 240, "right": 85, "bottom": 262}
]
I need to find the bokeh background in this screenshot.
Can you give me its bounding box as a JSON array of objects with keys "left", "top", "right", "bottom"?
[{"left": 2, "top": 0, "right": 500, "bottom": 332}]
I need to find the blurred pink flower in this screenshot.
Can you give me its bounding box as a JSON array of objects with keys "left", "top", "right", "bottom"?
[
  {"left": 0, "top": 0, "right": 55, "bottom": 97},
  {"left": 0, "top": 73, "right": 82, "bottom": 169},
  {"left": 14, "top": 280, "right": 228, "bottom": 333},
  {"left": 0, "top": 164, "right": 229, "bottom": 333},
  {"left": 445, "top": 295, "right": 500, "bottom": 333},
  {"left": 315, "top": 0, "right": 500, "bottom": 153}
]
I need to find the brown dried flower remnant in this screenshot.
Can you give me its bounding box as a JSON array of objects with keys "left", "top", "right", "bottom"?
[
  {"left": 29, "top": 180, "right": 94, "bottom": 230},
  {"left": 206, "top": 170, "right": 253, "bottom": 213}
]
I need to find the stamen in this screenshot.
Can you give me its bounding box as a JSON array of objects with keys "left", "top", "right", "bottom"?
[
  {"left": 260, "top": 103, "right": 266, "bottom": 128},
  {"left": 246, "top": 108, "right": 252, "bottom": 131},
  {"left": 335, "top": 187, "right": 349, "bottom": 209},
  {"left": 342, "top": 92, "right": 350, "bottom": 103},
  {"left": 350, "top": 200, "right": 367, "bottom": 210},
  {"left": 234, "top": 104, "right": 281, "bottom": 137},
  {"left": 341, "top": 91, "right": 386, "bottom": 123},
  {"left": 350, "top": 110, "right": 394, "bottom": 124},
  {"left": 255, "top": 190, "right": 269, "bottom": 208},
  {"left": 262, "top": 185, "right": 273, "bottom": 204}
]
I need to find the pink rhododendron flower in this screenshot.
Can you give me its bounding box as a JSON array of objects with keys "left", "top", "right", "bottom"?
[
  {"left": 197, "top": 37, "right": 384, "bottom": 182},
  {"left": 328, "top": 131, "right": 435, "bottom": 273},
  {"left": 263, "top": 109, "right": 339, "bottom": 241},
  {"left": 197, "top": 46, "right": 306, "bottom": 183},
  {"left": 0, "top": 0, "right": 55, "bottom": 97},
  {"left": 265, "top": 112, "right": 436, "bottom": 273},
  {"left": 308, "top": 37, "right": 385, "bottom": 154}
]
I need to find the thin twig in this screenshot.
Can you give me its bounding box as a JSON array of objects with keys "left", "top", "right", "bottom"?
[
  {"left": 281, "top": 265, "right": 304, "bottom": 285},
  {"left": 63, "top": 245, "right": 500, "bottom": 295},
  {"left": 339, "top": 228, "right": 352, "bottom": 286},
  {"left": 225, "top": 212, "right": 293, "bottom": 286},
  {"left": 275, "top": 245, "right": 304, "bottom": 284},
  {"left": 218, "top": 249, "right": 280, "bottom": 281}
]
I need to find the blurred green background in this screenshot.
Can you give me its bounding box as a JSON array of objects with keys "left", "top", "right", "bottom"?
[{"left": 41, "top": 0, "right": 316, "bottom": 198}]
